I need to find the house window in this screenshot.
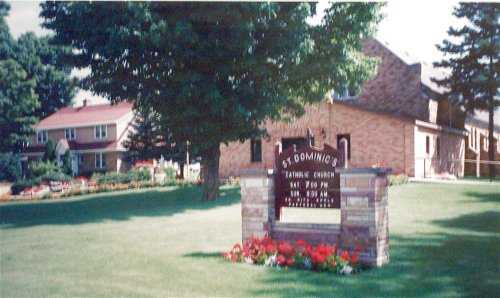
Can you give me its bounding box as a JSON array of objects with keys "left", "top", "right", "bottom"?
[
  {"left": 95, "top": 153, "right": 106, "bottom": 169},
  {"left": 336, "top": 134, "right": 351, "bottom": 160},
  {"left": 95, "top": 125, "right": 107, "bottom": 140},
  {"left": 425, "top": 136, "right": 430, "bottom": 155},
  {"left": 436, "top": 137, "right": 440, "bottom": 158},
  {"left": 37, "top": 130, "right": 48, "bottom": 144},
  {"left": 78, "top": 154, "right": 84, "bottom": 165},
  {"left": 64, "top": 128, "right": 76, "bottom": 140},
  {"left": 250, "top": 139, "right": 262, "bottom": 162},
  {"left": 281, "top": 137, "right": 313, "bottom": 151}
]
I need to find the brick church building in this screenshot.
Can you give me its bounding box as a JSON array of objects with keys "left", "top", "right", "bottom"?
[{"left": 219, "top": 38, "right": 468, "bottom": 179}]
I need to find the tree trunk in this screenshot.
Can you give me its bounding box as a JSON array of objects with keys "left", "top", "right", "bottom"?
[
  {"left": 179, "top": 163, "right": 184, "bottom": 180},
  {"left": 201, "top": 144, "right": 220, "bottom": 201},
  {"left": 488, "top": 105, "right": 496, "bottom": 180}
]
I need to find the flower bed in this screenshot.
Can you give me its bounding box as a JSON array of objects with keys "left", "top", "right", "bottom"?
[{"left": 223, "top": 236, "right": 363, "bottom": 275}]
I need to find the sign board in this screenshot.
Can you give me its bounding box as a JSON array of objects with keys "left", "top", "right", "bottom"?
[{"left": 274, "top": 140, "right": 343, "bottom": 219}]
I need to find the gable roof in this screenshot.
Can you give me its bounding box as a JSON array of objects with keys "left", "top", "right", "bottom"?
[
  {"left": 373, "top": 38, "right": 448, "bottom": 94},
  {"left": 36, "top": 102, "right": 133, "bottom": 130}
]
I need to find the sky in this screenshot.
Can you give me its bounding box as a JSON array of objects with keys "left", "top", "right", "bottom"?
[{"left": 6, "top": 0, "right": 493, "bottom": 121}]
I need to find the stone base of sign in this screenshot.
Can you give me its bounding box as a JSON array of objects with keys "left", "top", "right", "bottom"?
[{"left": 240, "top": 167, "right": 390, "bottom": 267}]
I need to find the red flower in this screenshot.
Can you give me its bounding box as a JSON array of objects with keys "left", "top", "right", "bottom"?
[
  {"left": 278, "top": 241, "right": 295, "bottom": 258},
  {"left": 316, "top": 244, "right": 334, "bottom": 258},
  {"left": 340, "top": 250, "right": 350, "bottom": 262},
  {"left": 350, "top": 252, "right": 359, "bottom": 264},
  {"left": 277, "top": 254, "right": 287, "bottom": 266},
  {"left": 311, "top": 252, "right": 326, "bottom": 265},
  {"left": 296, "top": 239, "right": 308, "bottom": 247},
  {"left": 305, "top": 244, "right": 314, "bottom": 257},
  {"left": 286, "top": 258, "right": 295, "bottom": 267},
  {"left": 265, "top": 243, "right": 277, "bottom": 254}
]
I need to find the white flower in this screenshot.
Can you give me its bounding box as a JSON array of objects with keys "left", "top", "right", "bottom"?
[
  {"left": 340, "top": 265, "right": 353, "bottom": 275},
  {"left": 303, "top": 257, "right": 312, "bottom": 270},
  {"left": 265, "top": 254, "right": 277, "bottom": 267},
  {"left": 244, "top": 256, "right": 253, "bottom": 264}
]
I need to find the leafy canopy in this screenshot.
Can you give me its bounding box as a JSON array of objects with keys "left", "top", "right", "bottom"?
[
  {"left": 0, "top": 1, "right": 76, "bottom": 152},
  {"left": 41, "top": 2, "right": 381, "bottom": 153}
]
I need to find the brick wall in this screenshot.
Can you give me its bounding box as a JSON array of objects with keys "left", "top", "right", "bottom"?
[{"left": 220, "top": 102, "right": 415, "bottom": 178}]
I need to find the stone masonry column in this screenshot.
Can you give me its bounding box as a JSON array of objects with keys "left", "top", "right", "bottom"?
[
  {"left": 339, "top": 168, "right": 390, "bottom": 267},
  {"left": 240, "top": 169, "right": 275, "bottom": 242}
]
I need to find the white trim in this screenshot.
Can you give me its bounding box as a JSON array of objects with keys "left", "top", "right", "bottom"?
[
  {"left": 95, "top": 152, "right": 106, "bottom": 169},
  {"left": 64, "top": 127, "right": 76, "bottom": 140},
  {"left": 94, "top": 124, "right": 108, "bottom": 140},
  {"left": 36, "top": 120, "right": 118, "bottom": 131},
  {"left": 415, "top": 120, "right": 468, "bottom": 136},
  {"left": 36, "top": 130, "right": 48, "bottom": 144}
]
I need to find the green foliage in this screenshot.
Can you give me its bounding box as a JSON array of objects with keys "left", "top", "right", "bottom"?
[
  {"left": 0, "top": 59, "right": 39, "bottom": 152},
  {"left": 0, "top": 152, "right": 22, "bottom": 182},
  {"left": 388, "top": 174, "right": 409, "bottom": 186},
  {"left": 128, "top": 168, "right": 151, "bottom": 182},
  {"left": 123, "top": 106, "right": 173, "bottom": 163},
  {"left": 433, "top": 3, "right": 499, "bottom": 177},
  {"left": 0, "top": 2, "right": 75, "bottom": 153},
  {"left": 61, "top": 151, "right": 72, "bottom": 175},
  {"left": 28, "top": 160, "right": 60, "bottom": 179},
  {"left": 40, "top": 2, "right": 382, "bottom": 199},
  {"left": 92, "top": 169, "right": 151, "bottom": 185},
  {"left": 43, "top": 140, "right": 57, "bottom": 162},
  {"left": 40, "top": 171, "right": 71, "bottom": 182},
  {"left": 12, "top": 32, "right": 77, "bottom": 119},
  {"left": 164, "top": 167, "right": 176, "bottom": 182}
]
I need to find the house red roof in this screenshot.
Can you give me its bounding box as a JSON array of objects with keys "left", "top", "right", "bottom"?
[{"left": 36, "top": 102, "right": 133, "bottom": 129}]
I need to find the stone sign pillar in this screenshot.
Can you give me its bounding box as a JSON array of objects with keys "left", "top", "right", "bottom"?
[
  {"left": 240, "top": 169, "right": 275, "bottom": 241},
  {"left": 339, "top": 168, "right": 390, "bottom": 267},
  {"left": 240, "top": 166, "right": 390, "bottom": 268}
]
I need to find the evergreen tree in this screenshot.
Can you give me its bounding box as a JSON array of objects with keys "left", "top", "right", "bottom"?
[
  {"left": 433, "top": 3, "right": 500, "bottom": 178},
  {"left": 123, "top": 106, "right": 167, "bottom": 162},
  {"left": 124, "top": 106, "right": 191, "bottom": 178},
  {"left": 41, "top": 2, "right": 382, "bottom": 200}
]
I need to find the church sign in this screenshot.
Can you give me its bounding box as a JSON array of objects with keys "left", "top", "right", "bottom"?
[{"left": 274, "top": 141, "right": 343, "bottom": 219}]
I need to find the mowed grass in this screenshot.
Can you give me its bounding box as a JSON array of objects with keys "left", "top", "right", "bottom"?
[{"left": 0, "top": 183, "right": 499, "bottom": 297}]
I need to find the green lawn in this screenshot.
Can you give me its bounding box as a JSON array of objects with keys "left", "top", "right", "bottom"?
[{"left": 0, "top": 183, "right": 499, "bottom": 297}]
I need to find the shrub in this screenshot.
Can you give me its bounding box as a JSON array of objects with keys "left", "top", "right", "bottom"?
[
  {"left": 389, "top": 174, "right": 409, "bottom": 186},
  {"left": 11, "top": 178, "right": 41, "bottom": 195},
  {"left": 29, "top": 160, "right": 61, "bottom": 179},
  {"left": 40, "top": 171, "right": 71, "bottom": 182},
  {"left": 128, "top": 168, "right": 151, "bottom": 182},
  {"left": 0, "top": 152, "right": 22, "bottom": 182},
  {"left": 162, "top": 167, "right": 176, "bottom": 185}
]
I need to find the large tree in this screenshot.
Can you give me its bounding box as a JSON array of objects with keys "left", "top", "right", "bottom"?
[
  {"left": 0, "top": 2, "right": 39, "bottom": 153},
  {"left": 13, "top": 33, "right": 77, "bottom": 119},
  {"left": 41, "top": 2, "right": 381, "bottom": 200},
  {"left": 433, "top": 3, "right": 499, "bottom": 178},
  {"left": 0, "top": 1, "right": 76, "bottom": 153}
]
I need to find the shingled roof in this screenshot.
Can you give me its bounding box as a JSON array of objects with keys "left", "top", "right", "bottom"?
[{"left": 36, "top": 102, "right": 133, "bottom": 130}]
